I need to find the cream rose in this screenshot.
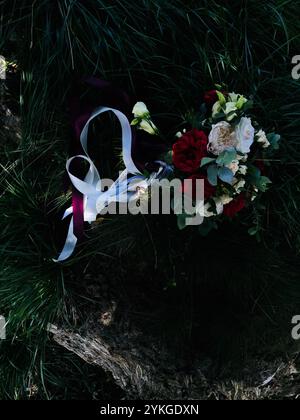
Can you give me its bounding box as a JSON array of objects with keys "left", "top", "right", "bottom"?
[{"left": 208, "top": 121, "right": 238, "bottom": 155}]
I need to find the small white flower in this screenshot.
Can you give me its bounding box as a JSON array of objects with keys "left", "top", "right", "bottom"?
[
  {"left": 237, "top": 154, "right": 248, "bottom": 162},
  {"left": 132, "top": 102, "right": 158, "bottom": 135},
  {"left": 203, "top": 205, "right": 214, "bottom": 217},
  {"left": 213, "top": 197, "right": 224, "bottom": 215},
  {"left": 226, "top": 159, "right": 239, "bottom": 175},
  {"left": 139, "top": 119, "right": 157, "bottom": 135},
  {"left": 212, "top": 101, "right": 222, "bottom": 118},
  {"left": 224, "top": 102, "right": 238, "bottom": 121},
  {"left": 234, "top": 179, "right": 246, "bottom": 192},
  {"left": 197, "top": 199, "right": 223, "bottom": 217},
  {"left": 220, "top": 195, "right": 234, "bottom": 205},
  {"left": 175, "top": 131, "right": 182, "bottom": 138},
  {"left": 256, "top": 129, "right": 270, "bottom": 149},
  {"left": 132, "top": 102, "right": 149, "bottom": 118},
  {"left": 212, "top": 93, "right": 248, "bottom": 122},
  {"left": 228, "top": 93, "right": 239, "bottom": 102},
  {"left": 238, "top": 165, "right": 248, "bottom": 175},
  {"left": 196, "top": 201, "right": 213, "bottom": 218},
  {"left": 235, "top": 117, "right": 255, "bottom": 154}
]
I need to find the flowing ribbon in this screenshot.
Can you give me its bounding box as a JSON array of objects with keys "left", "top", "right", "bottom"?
[{"left": 55, "top": 106, "right": 161, "bottom": 262}]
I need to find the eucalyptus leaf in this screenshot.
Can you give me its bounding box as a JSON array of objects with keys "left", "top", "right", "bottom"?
[
  {"left": 218, "top": 167, "right": 234, "bottom": 184},
  {"left": 267, "top": 132, "right": 281, "bottom": 150},
  {"left": 207, "top": 164, "right": 218, "bottom": 186},
  {"left": 216, "top": 149, "right": 237, "bottom": 166},
  {"left": 255, "top": 176, "right": 272, "bottom": 192},
  {"left": 247, "top": 165, "right": 261, "bottom": 182},
  {"left": 200, "top": 157, "right": 216, "bottom": 168}
]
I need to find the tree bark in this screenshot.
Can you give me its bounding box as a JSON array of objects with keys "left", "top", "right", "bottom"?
[{"left": 48, "top": 316, "right": 209, "bottom": 399}]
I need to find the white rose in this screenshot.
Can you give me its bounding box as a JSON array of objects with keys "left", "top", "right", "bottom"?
[
  {"left": 256, "top": 129, "right": 270, "bottom": 149},
  {"left": 235, "top": 117, "right": 255, "bottom": 154},
  {"left": 208, "top": 121, "right": 237, "bottom": 155},
  {"left": 132, "top": 102, "right": 149, "bottom": 117}
]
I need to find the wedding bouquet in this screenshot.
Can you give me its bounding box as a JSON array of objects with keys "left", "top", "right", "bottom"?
[
  {"left": 56, "top": 81, "right": 280, "bottom": 261},
  {"left": 132, "top": 89, "right": 281, "bottom": 234}
]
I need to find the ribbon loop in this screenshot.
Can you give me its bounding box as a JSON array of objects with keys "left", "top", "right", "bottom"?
[{"left": 55, "top": 106, "right": 156, "bottom": 262}]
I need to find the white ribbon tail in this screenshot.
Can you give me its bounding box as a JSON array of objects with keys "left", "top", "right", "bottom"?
[{"left": 53, "top": 216, "right": 77, "bottom": 263}]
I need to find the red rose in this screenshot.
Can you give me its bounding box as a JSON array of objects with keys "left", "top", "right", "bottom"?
[
  {"left": 223, "top": 194, "right": 246, "bottom": 218},
  {"left": 172, "top": 129, "right": 208, "bottom": 174},
  {"left": 204, "top": 90, "right": 218, "bottom": 107},
  {"left": 182, "top": 174, "right": 216, "bottom": 200}
]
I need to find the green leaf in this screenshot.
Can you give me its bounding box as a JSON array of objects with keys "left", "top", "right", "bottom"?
[
  {"left": 248, "top": 226, "right": 258, "bottom": 236},
  {"left": 216, "top": 91, "right": 226, "bottom": 105},
  {"left": 198, "top": 219, "right": 218, "bottom": 236},
  {"left": 247, "top": 165, "right": 261, "bottom": 182},
  {"left": 236, "top": 95, "right": 247, "bottom": 109},
  {"left": 216, "top": 149, "right": 237, "bottom": 166},
  {"left": 131, "top": 118, "right": 139, "bottom": 126},
  {"left": 207, "top": 164, "right": 218, "bottom": 186},
  {"left": 200, "top": 157, "right": 216, "bottom": 167},
  {"left": 177, "top": 213, "right": 187, "bottom": 230},
  {"left": 267, "top": 132, "right": 281, "bottom": 150},
  {"left": 255, "top": 176, "right": 272, "bottom": 192},
  {"left": 213, "top": 112, "right": 226, "bottom": 120}
]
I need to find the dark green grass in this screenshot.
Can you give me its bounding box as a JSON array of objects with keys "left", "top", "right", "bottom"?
[{"left": 0, "top": 0, "right": 300, "bottom": 399}]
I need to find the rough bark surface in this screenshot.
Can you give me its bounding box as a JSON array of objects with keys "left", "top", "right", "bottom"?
[
  {"left": 49, "top": 317, "right": 300, "bottom": 400},
  {"left": 49, "top": 320, "right": 209, "bottom": 399}
]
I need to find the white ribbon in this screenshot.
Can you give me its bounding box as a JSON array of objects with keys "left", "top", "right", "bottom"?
[{"left": 55, "top": 106, "right": 158, "bottom": 262}]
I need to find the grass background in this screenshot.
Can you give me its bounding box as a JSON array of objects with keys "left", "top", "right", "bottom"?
[{"left": 1, "top": 0, "right": 300, "bottom": 399}]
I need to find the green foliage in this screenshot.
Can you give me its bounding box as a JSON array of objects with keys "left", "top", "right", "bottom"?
[{"left": 0, "top": 0, "right": 300, "bottom": 399}]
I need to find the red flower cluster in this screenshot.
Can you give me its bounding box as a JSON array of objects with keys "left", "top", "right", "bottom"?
[
  {"left": 172, "top": 129, "right": 216, "bottom": 199},
  {"left": 172, "top": 129, "right": 208, "bottom": 174}
]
